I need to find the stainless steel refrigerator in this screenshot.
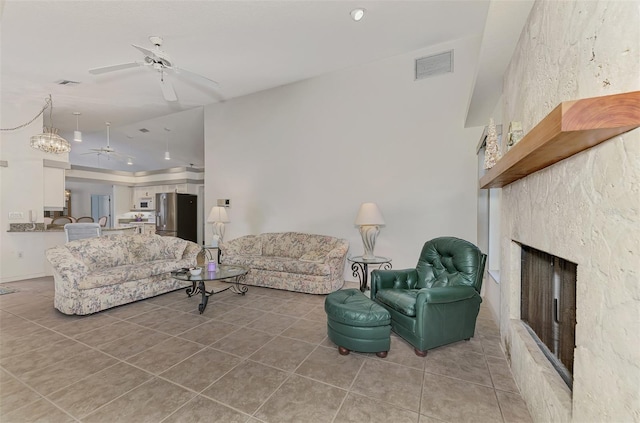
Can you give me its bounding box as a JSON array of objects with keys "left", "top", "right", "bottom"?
[{"left": 155, "top": 193, "right": 198, "bottom": 242}]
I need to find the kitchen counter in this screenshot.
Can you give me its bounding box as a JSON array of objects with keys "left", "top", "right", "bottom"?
[{"left": 7, "top": 223, "right": 138, "bottom": 233}]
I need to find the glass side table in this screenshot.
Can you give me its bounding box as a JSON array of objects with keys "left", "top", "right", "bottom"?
[{"left": 347, "top": 256, "right": 392, "bottom": 292}]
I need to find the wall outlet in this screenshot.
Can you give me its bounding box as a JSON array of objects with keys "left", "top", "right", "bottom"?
[{"left": 8, "top": 212, "right": 24, "bottom": 220}]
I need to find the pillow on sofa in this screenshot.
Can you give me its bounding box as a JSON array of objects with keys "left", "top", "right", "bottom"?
[{"left": 299, "top": 251, "right": 326, "bottom": 263}]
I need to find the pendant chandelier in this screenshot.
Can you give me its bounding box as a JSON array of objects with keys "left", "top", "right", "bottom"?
[{"left": 29, "top": 95, "right": 71, "bottom": 154}]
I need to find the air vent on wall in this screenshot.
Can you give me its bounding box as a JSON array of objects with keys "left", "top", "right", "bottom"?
[
  {"left": 415, "top": 50, "right": 453, "bottom": 80},
  {"left": 55, "top": 79, "right": 80, "bottom": 85},
  {"left": 138, "top": 128, "right": 150, "bottom": 133}
]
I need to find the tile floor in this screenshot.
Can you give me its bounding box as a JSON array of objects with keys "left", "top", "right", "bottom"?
[{"left": 0, "top": 277, "right": 533, "bottom": 423}]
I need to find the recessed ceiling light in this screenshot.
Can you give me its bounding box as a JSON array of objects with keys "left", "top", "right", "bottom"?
[{"left": 350, "top": 8, "right": 365, "bottom": 22}]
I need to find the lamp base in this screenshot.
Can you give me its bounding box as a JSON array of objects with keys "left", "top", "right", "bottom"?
[
  {"left": 359, "top": 225, "right": 379, "bottom": 259},
  {"left": 213, "top": 222, "right": 226, "bottom": 244}
]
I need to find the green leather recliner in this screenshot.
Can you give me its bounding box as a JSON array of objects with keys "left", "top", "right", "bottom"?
[{"left": 370, "top": 237, "right": 487, "bottom": 356}]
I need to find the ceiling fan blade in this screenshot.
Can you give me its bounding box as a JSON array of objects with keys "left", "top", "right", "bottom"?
[
  {"left": 170, "top": 66, "right": 219, "bottom": 89},
  {"left": 89, "top": 62, "right": 142, "bottom": 75},
  {"left": 158, "top": 76, "right": 178, "bottom": 102},
  {"left": 131, "top": 44, "right": 157, "bottom": 59}
]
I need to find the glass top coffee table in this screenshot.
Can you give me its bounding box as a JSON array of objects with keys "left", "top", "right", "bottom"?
[{"left": 171, "top": 265, "right": 249, "bottom": 314}]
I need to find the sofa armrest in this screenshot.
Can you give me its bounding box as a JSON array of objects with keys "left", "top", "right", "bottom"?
[
  {"left": 45, "top": 246, "right": 90, "bottom": 290},
  {"left": 181, "top": 241, "right": 201, "bottom": 264},
  {"left": 371, "top": 269, "right": 418, "bottom": 300},
  {"left": 324, "top": 239, "right": 349, "bottom": 280}
]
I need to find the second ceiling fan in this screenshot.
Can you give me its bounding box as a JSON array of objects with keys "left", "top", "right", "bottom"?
[{"left": 89, "top": 36, "right": 219, "bottom": 102}]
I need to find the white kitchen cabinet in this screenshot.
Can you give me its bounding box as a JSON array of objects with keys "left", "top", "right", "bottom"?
[{"left": 43, "top": 167, "right": 65, "bottom": 209}]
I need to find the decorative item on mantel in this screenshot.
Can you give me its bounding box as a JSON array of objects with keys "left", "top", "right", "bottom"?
[
  {"left": 507, "top": 121, "right": 524, "bottom": 150},
  {"left": 484, "top": 118, "right": 502, "bottom": 169}
]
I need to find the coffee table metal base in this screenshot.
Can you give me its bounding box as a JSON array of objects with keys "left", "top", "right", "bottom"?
[{"left": 186, "top": 274, "right": 248, "bottom": 314}]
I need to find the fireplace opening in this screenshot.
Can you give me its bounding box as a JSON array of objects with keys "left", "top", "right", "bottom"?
[{"left": 520, "top": 244, "right": 577, "bottom": 389}]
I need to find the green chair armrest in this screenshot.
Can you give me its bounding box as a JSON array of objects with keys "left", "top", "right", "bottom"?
[
  {"left": 371, "top": 269, "right": 418, "bottom": 299},
  {"left": 416, "top": 285, "right": 478, "bottom": 305}
]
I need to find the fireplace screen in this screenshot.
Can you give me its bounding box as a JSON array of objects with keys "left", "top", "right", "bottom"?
[{"left": 521, "top": 245, "right": 577, "bottom": 388}]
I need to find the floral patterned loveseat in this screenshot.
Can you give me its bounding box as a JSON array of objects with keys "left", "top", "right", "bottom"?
[
  {"left": 219, "top": 232, "right": 349, "bottom": 294},
  {"left": 46, "top": 234, "right": 200, "bottom": 315}
]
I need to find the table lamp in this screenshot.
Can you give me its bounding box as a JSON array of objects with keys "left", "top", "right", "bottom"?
[
  {"left": 354, "top": 202, "right": 385, "bottom": 259},
  {"left": 207, "top": 206, "right": 230, "bottom": 246}
]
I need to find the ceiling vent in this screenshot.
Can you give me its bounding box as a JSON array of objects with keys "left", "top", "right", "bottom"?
[
  {"left": 415, "top": 50, "right": 453, "bottom": 80},
  {"left": 55, "top": 79, "right": 80, "bottom": 85},
  {"left": 138, "top": 128, "right": 150, "bottom": 133}
]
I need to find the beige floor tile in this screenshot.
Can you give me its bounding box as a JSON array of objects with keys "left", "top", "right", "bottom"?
[
  {"left": 351, "top": 359, "right": 423, "bottom": 412},
  {"left": 178, "top": 320, "right": 241, "bottom": 346},
  {"left": 482, "top": 335, "right": 506, "bottom": 358},
  {"left": 210, "top": 328, "right": 276, "bottom": 357},
  {"left": 244, "top": 311, "right": 298, "bottom": 335},
  {"left": 276, "top": 300, "right": 318, "bottom": 317},
  {"left": 249, "top": 336, "right": 315, "bottom": 372},
  {"left": 47, "top": 362, "right": 152, "bottom": 418},
  {"left": 97, "top": 327, "right": 172, "bottom": 359},
  {"left": 302, "top": 304, "right": 329, "bottom": 322},
  {"left": 0, "top": 369, "right": 42, "bottom": 416},
  {"left": 202, "top": 360, "right": 289, "bottom": 414},
  {"left": 373, "top": 334, "right": 426, "bottom": 370},
  {"left": 487, "top": 355, "right": 520, "bottom": 393},
  {"left": 125, "top": 336, "right": 204, "bottom": 374},
  {"left": 215, "top": 306, "right": 266, "bottom": 326},
  {"left": 163, "top": 395, "right": 249, "bottom": 423},
  {"left": 281, "top": 317, "right": 328, "bottom": 344},
  {"left": 255, "top": 374, "right": 347, "bottom": 423},
  {"left": 496, "top": 390, "right": 533, "bottom": 423},
  {"left": 424, "top": 348, "right": 493, "bottom": 387},
  {"left": 421, "top": 372, "right": 502, "bottom": 423},
  {"left": 19, "top": 349, "right": 117, "bottom": 396},
  {"left": 295, "top": 345, "right": 365, "bottom": 389},
  {"left": 334, "top": 392, "right": 420, "bottom": 423},
  {"left": 1, "top": 339, "right": 91, "bottom": 377},
  {"left": 1, "top": 397, "right": 75, "bottom": 423},
  {"left": 72, "top": 320, "right": 142, "bottom": 347},
  {"left": 0, "top": 327, "right": 68, "bottom": 359},
  {"left": 82, "top": 377, "right": 195, "bottom": 423},
  {"left": 160, "top": 347, "right": 242, "bottom": 392},
  {"left": 141, "top": 310, "right": 210, "bottom": 336},
  {"left": 51, "top": 313, "right": 119, "bottom": 337},
  {"left": 102, "top": 300, "right": 160, "bottom": 319}
]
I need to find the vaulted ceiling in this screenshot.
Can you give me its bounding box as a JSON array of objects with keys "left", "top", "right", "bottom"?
[{"left": 1, "top": 1, "right": 532, "bottom": 171}]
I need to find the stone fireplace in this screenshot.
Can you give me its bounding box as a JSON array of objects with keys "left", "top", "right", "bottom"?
[{"left": 493, "top": 2, "right": 639, "bottom": 422}]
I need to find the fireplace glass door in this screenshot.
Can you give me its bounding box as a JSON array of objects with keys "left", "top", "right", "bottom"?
[{"left": 521, "top": 245, "right": 577, "bottom": 388}]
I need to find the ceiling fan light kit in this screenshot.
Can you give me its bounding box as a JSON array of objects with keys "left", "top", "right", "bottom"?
[{"left": 89, "top": 35, "right": 219, "bottom": 103}]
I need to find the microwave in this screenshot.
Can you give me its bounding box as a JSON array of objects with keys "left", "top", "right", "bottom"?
[{"left": 138, "top": 197, "right": 154, "bottom": 209}]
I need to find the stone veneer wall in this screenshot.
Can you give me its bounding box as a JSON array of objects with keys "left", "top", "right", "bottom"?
[{"left": 499, "top": 1, "right": 640, "bottom": 422}]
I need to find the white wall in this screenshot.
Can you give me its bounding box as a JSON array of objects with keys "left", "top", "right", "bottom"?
[
  {"left": 0, "top": 99, "right": 70, "bottom": 282},
  {"left": 499, "top": 1, "right": 640, "bottom": 421},
  {"left": 66, "top": 181, "right": 113, "bottom": 219},
  {"left": 205, "top": 36, "right": 484, "bottom": 276}
]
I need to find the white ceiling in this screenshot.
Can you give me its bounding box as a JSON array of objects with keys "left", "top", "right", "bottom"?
[{"left": 1, "top": 0, "right": 526, "bottom": 172}]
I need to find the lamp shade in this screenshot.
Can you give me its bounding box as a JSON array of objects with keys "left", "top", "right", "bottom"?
[
  {"left": 354, "top": 202, "right": 385, "bottom": 226},
  {"left": 207, "top": 206, "right": 230, "bottom": 223}
]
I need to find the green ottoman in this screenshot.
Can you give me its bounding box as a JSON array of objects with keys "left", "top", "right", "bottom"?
[{"left": 325, "top": 288, "right": 391, "bottom": 358}]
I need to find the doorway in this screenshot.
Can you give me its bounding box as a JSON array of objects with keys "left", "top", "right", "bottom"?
[{"left": 91, "top": 195, "right": 111, "bottom": 228}]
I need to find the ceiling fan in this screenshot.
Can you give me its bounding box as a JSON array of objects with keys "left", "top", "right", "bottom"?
[
  {"left": 81, "top": 122, "right": 134, "bottom": 165},
  {"left": 89, "top": 36, "right": 219, "bottom": 102}
]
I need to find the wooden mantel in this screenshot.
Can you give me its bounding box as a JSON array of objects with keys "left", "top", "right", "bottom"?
[{"left": 480, "top": 91, "right": 640, "bottom": 189}]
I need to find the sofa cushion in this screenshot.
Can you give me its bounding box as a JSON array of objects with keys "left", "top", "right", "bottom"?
[
  {"left": 79, "top": 259, "right": 186, "bottom": 290},
  {"left": 66, "top": 236, "right": 131, "bottom": 271},
  {"left": 299, "top": 251, "right": 326, "bottom": 263},
  {"left": 223, "top": 255, "right": 330, "bottom": 276},
  {"left": 261, "top": 232, "right": 337, "bottom": 259},
  {"left": 375, "top": 289, "right": 421, "bottom": 317}
]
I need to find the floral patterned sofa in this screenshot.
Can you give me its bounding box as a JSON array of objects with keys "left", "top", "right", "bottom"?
[
  {"left": 219, "top": 232, "right": 349, "bottom": 294},
  {"left": 46, "top": 234, "right": 200, "bottom": 315}
]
